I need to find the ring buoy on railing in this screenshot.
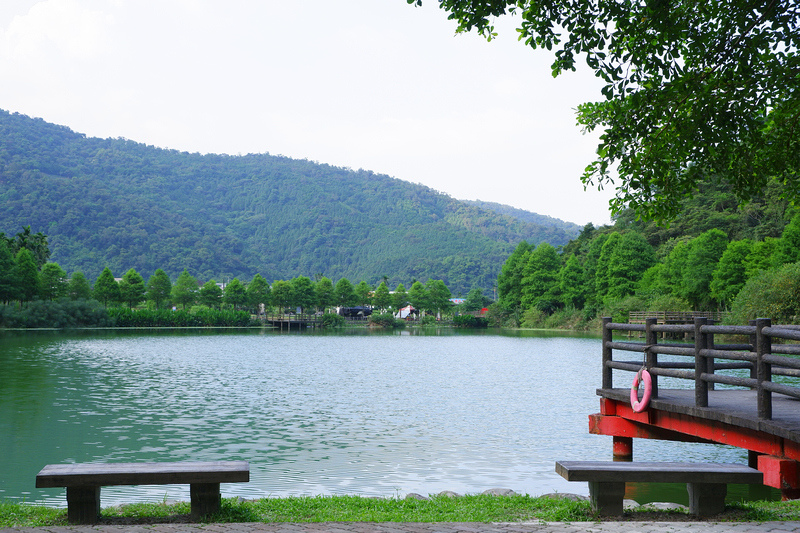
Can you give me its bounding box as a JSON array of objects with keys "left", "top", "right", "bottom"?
[{"left": 630, "top": 368, "right": 652, "bottom": 413}]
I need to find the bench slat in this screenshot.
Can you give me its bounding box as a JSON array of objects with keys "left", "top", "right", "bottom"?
[
  {"left": 36, "top": 461, "right": 249, "bottom": 488},
  {"left": 556, "top": 461, "right": 762, "bottom": 484}
]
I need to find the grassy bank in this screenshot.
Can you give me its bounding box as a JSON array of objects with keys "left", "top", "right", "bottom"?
[{"left": 2, "top": 495, "right": 800, "bottom": 527}]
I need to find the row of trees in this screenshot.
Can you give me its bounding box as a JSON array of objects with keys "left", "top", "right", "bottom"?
[
  {"left": 496, "top": 210, "right": 800, "bottom": 325},
  {"left": 0, "top": 227, "right": 478, "bottom": 318}
]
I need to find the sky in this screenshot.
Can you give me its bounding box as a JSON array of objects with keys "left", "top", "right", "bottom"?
[{"left": 0, "top": 0, "right": 616, "bottom": 226}]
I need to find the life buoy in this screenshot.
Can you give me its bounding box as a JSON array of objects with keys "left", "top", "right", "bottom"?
[{"left": 630, "top": 368, "right": 652, "bottom": 413}]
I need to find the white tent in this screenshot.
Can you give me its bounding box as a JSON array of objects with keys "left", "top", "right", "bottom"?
[{"left": 395, "top": 305, "right": 416, "bottom": 319}]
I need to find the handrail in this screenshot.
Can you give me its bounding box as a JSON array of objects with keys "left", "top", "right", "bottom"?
[{"left": 602, "top": 317, "right": 800, "bottom": 421}]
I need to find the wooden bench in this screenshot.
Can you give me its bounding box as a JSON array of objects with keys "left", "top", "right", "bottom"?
[
  {"left": 36, "top": 461, "right": 249, "bottom": 524},
  {"left": 555, "top": 461, "right": 763, "bottom": 516}
]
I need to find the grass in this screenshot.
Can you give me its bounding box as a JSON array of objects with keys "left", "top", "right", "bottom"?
[{"left": 2, "top": 495, "right": 800, "bottom": 527}]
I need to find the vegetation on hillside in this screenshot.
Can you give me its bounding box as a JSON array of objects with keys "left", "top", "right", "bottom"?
[
  {"left": 492, "top": 182, "right": 800, "bottom": 328},
  {"left": 0, "top": 109, "right": 579, "bottom": 296}
]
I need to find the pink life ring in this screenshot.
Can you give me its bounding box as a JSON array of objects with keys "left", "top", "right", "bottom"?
[{"left": 630, "top": 368, "right": 652, "bottom": 413}]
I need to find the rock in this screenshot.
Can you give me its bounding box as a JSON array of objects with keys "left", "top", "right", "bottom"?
[
  {"left": 405, "top": 493, "right": 429, "bottom": 501},
  {"left": 482, "top": 488, "right": 517, "bottom": 496},
  {"left": 638, "top": 502, "right": 688, "bottom": 511},
  {"left": 437, "top": 491, "right": 461, "bottom": 498},
  {"left": 540, "top": 493, "right": 589, "bottom": 502},
  {"left": 623, "top": 499, "right": 640, "bottom": 510}
]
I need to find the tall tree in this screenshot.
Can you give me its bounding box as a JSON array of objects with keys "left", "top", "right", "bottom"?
[
  {"left": 14, "top": 248, "right": 40, "bottom": 303},
  {"left": 558, "top": 255, "right": 587, "bottom": 309},
  {"left": 223, "top": 278, "right": 247, "bottom": 310},
  {"left": 426, "top": 279, "right": 452, "bottom": 316},
  {"left": 710, "top": 240, "right": 754, "bottom": 307},
  {"left": 271, "top": 280, "right": 292, "bottom": 314},
  {"left": 520, "top": 242, "right": 561, "bottom": 311},
  {"left": 0, "top": 239, "right": 17, "bottom": 303},
  {"left": 681, "top": 229, "right": 729, "bottom": 309},
  {"left": 604, "top": 233, "right": 656, "bottom": 302},
  {"left": 290, "top": 276, "right": 317, "bottom": 313},
  {"left": 334, "top": 278, "right": 357, "bottom": 308},
  {"left": 93, "top": 267, "right": 120, "bottom": 307},
  {"left": 372, "top": 281, "right": 392, "bottom": 311},
  {"left": 777, "top": 212, "right": 800, "bottom": 266},
  {"left": 497, "top": 241, "right": 531, "bottom": 311},
  {"left": 392, "top": 283, "right": 408, "bottom": 310},
  {"left": 411, "top": 0, "right": 800, "bottom": 222},
  {"left": 408, "top": 281, "right": 430, "bottom": 312},
  {"left": 314, "top": 276, "right": 336, "bottom": 312},
  {"left": 67, "top": 271, "right": 93, "bottom": 300},
  {"left": 199, "top": 280, "right": 223, "bottom": 309},
  {"left": 119, "top": 268, "right": 146, "bottom": 309},
  {"left": 39, "top": 262, "right": 68, "bottom": 301},
  {"left": 354, "top": 280, "right": 372, "bottom": 307},
  {"left": 146, "top": 269, "right": 172, "bottom": 309},
  {"left": 171, "top": 269, "right": 198, "bottom": 310},
  {"left": 246, "top": 273, "right": 271, "bottom": 315}
]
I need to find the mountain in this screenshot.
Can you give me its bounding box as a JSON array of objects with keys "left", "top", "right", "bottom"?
[
  {"left": 0, "top": 109, "right": 581, "bottom": 294},
  {"left": 463, "top": 200, "right": 582, "bottom": 232}
]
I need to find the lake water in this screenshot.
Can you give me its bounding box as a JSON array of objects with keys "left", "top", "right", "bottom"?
[{"left": 0, "top": 328, "right": 755, "bottom": 507}]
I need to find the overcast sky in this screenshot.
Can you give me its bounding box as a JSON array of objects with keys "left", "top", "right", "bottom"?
[{"left": 1, "top": 0, "right": 616, "bottom": 226}]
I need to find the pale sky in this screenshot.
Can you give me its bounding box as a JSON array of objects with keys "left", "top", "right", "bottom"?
[{"left": 0, "top": 0, "right": 616, "bottom": 226}]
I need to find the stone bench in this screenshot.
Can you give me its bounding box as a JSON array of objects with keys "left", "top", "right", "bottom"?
[
  {"left": 555, "top": 460, "right": 763, "bottom": 516},
  {"left": 36, "top": 461, "right": 250, "bottom": 524}
]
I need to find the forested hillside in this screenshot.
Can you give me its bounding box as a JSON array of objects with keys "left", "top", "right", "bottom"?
[{"left": 0, "top": 110, "right": 579, "bottom": 294}]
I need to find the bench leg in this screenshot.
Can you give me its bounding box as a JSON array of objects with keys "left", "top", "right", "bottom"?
[
  {"left": 588, "top": 481, "right": 626, "bottom": 516},
  {"left": 66, "top": 486, "right": 100, "bottom": 524},
  {"left": 687, "top": 482, "right": 727, "bottom": 516},
  {"left": 190, "top": 482, "right": 221, "bottom": 520}
]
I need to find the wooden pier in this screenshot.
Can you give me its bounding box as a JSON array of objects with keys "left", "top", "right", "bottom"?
[{"left": 592, "top": 317, "right": 800, "bottom": 499}]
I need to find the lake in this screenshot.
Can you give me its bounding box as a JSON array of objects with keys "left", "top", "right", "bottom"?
[{"left": 0, "top": 328, "right": 754, "bottom": 507}]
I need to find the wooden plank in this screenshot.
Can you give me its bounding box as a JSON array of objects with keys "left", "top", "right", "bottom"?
[
  {"left": 555, "top": 461, "right": 763, "bottom": 484},
  {"left": 36, "top": 461, "right": 249, "bottom": 488}
]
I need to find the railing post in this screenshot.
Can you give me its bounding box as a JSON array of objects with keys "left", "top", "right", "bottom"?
[
  {"left": 645, "top": 317, "right": 658, "bottom": 398},
  {"left": 694, "top": 317, "right": 708, "bottom": 408},
  {"left": 706, "top": 322, "right": 715, "bottom": 391},
  {"left": 748, "top": 319, "right": 758, "bottom": 379},
  {"left": 602, "top": 317, "right": 613, "bottom": 389},
  {"left": 756, "top": 318, "right": 772, "bottom": 420}
]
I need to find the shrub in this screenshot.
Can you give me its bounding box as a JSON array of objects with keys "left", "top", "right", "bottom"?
[
  {"left": 369, "top": 312, "right": 405, "bottom": 328},
  {"left": 452, "top": 314, "right": 488, "bottom": 328},
  {"left": 319, "top": 312, "right": 345, "bottom": 328},
  {"left": 420, "top": 314, "right": 438, "bottom": 326},
  {"left": 0, "top": 298, "right": 112, "bottom": 328}
]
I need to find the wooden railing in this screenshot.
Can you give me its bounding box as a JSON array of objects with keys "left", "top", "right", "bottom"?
[
  {"left": 602, "top": 317, "right": 800, "bottom": 420},
  {"left": 628, "top": 311, "right": 729, "bottom": 324}
]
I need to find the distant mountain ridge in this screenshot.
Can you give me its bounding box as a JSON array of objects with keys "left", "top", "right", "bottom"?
[
  {"left": 0, "top": 109, "right": 580, "bottom": 294},
  {"left": 463, "top": 200, "right": 582, "bottom": 231}
]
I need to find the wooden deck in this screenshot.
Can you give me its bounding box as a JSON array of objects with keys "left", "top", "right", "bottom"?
[{"left": 597, "top": 387, "right": 800, "bottom": 442}]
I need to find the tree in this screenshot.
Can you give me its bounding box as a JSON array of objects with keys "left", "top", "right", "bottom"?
[
  {"left": 199, "top": 280, "right": 223, "bottom": 308},
  {"left": 13, "top": 248, "right": 40, "bottom": 303},
  {"left": 171, "top": 269, "right": 198, "bottom": 310},
  {"left": 593, "top": 233, "right": 620, "bottom": 304},
  {"left": 744, "top": 237, "right": 780, "bottom": 279},
  {"left": 462, "top": 287, "right": 491, "bottom": 312},
  {"left": 271, "top": 280, "right": 292, "bottom": 314},
  {"left": 777, "top": 212, "right": 800, "bottom": 265},
  {"left": 372, "top": 281, "right": 392, "bottom": 311},
  {"left": 604, "top": 233, "right": 656, "bottom": 302},
  {"left": 223, "top": 278, "right": 247, "bottom": 310},
  {"left": 334, "top": 278, "right": 357, "bottom": 308},
  {"left": 681, "top": 229, "right": 729, "bottom": 309},
  {"left": 146, "top": 269, "right": 172, "bottom": 309},
  {"left": 67, "top": 271, "right": 93, "bottom": 300},
  {"left": 354, "top": 280, "right": 372, "bottom": 307},
  {"left": 520, "top": 242, "right": 561, "bottom": 311},
  {"left": 0, "top": 239, "right": 17, "bottom": 303},
  {"left": 710, "top": 240, "right": 754, "bottom": 307},
  {"left": 426, "top": 279, "right": 452, "bottom": 316},
  {"left": 39, "top": 262, "right": 68, "bottom": 301},
  {"left": 8, "top": 226, "right": 51, "bottom": 268},
  {"left": 497, "top": 241, "right": 531, "bottom": 311},
  {"left": 410, "top": 0, "right": 800, "bottom": 222},
  {"left": 246, "top": 273, "right": 271, "bottom": 314},
  {"left": 314, "top": 276, "right": 335, "bottom": 312},
  {"left": 558, "top": 255, "right": 587, "bottom": 309},
  {"left": 290, "top": 276, "right": 317, "bottom": 313},
  {"left": 119, "top": 268, "right": 146, "bottom": 309},
  {"left": 408, "top": 281, "right": 430, "bottom": 312},
  {"left": 93, "top": 267, "right": 120, "bottom": 307},
  {"left": 392, "top": 283, "right": 408, "bottom": 310}
]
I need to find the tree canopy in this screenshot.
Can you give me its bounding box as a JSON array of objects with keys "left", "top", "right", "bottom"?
[{"left": 411, "top": 0, "right": 800, "bottom": 222}]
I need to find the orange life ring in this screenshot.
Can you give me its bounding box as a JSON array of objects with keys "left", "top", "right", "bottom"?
[{"left": 630, "top": 368, "right": 652, "bottom": 413}]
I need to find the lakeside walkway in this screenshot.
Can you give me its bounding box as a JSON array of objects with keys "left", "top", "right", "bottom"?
[{"left": 3, "top": 522, "right": 800, "bottom": 533}]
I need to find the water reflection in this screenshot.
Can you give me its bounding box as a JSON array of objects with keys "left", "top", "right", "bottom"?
[{"left": 0, "top": 329, "right": 757, "bottom": 506}]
